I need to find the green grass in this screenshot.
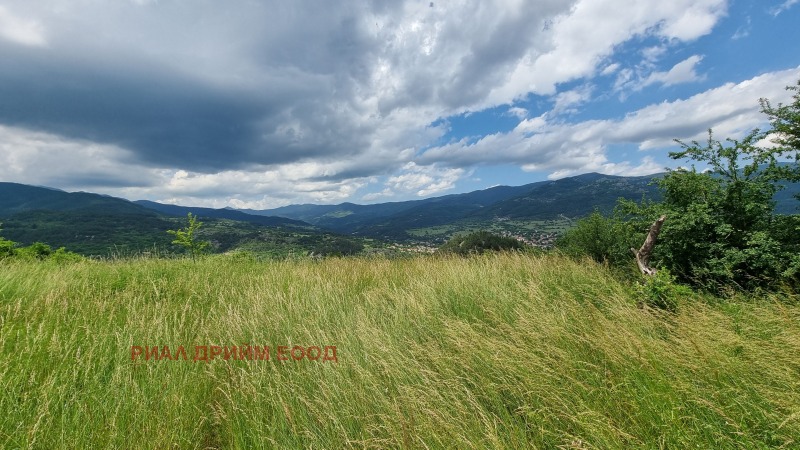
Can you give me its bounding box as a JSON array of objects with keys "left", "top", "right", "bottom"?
[{"left": 1, "top": 253, "right": 799, "bottom": 448}]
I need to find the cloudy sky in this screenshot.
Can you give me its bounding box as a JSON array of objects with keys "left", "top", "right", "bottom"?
[{"left": 1, "top": 0, "right": 799, "bottom": 209}]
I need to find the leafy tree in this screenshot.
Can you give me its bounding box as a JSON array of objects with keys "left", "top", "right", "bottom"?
[
  {"left": 556, "top": 210, "right": 641, "bottom": 266},
  {"left": 561, "top": 78, "right": 800, "bottom": 295},
  {"left": 438, "top": 231, "right": 524, "bottom": 255},
  {"left": 167, "top": 213, "right": 210, "bottom": 261},
  {"left": 759, "top": 78, "right": 800, "bottom": 185},
  {"left": 615, "top": 77, "right": 800, "bottom": 293},
  {"left": 18, "top": 242, "right": 53, "bottom": 260},
  {"left": 311, "top": 236, "right": 364, "bottom": 257},
  {"left": 0, "top": 223, "right": 12, "bottom": 259},
  {"left": 0, "top": 235, "right": 14, "bottom": 259}
]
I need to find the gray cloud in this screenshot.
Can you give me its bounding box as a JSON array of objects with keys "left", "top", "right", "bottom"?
[
  {"left": 0, "top": 0, "right": 750, "bottom": 207},
  {"left": 0, "top": 1, "right": 397, "bottom": 174},
  {"left": 0, "top": 46, "right": 271, "bottom": 171}
]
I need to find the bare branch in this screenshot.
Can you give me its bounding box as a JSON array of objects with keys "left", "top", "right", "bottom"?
[{"left": 631, "top": 215, "right": 666, "bottom": 276}]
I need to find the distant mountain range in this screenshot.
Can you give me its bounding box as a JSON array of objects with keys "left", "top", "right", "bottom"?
[
  {"left": 1, "top": 171, "right": 798, "bottom": 252},
  {"left": 0, "top": 182, "right": 349, "bottom": 256},
  {"left": 243, "top": 171, "right": 800, "bottom": 240},
  {"left": 241, "top": 173, "right": 665, "bottom": 240},
  {"left": 132, "top": 200, "right": 309, "bottom": 228}
]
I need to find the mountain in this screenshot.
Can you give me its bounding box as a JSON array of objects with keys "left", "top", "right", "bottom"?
[
  {"left": 247, "top": 171, "right": 800, "bottom": 242},
  {"left": 0, "top": 183, "right": 363, "bottom": 256},
  {"left": 244, "top": 183, "right": 540, "bottom": 232},
  {"left": 3, "top": 171, "right": 798, "bottom": 252},
  {"left": 133, "top": 200, "right": 311, "bottom": 228},
  {"left": 243, "top": 173, "right": 664, "bottom": 240},
  {"left": 0, "top": 182, "right": 173, "bottom": 254},
  {"left": 775, "top": 181, "right": 800, "bottom": 214},
  {"left": 0, "top": 182, "right": 153, "bottom": 216},
  {"left": 471, "top": 173, "right": 663, "bottom": 220}
]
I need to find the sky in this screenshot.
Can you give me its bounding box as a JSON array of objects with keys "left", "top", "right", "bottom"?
[{"left": 0, "top": 0, "right": 799, "bottom": 209}]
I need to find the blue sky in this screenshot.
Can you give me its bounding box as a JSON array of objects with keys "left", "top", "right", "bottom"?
[{"left": 0, "top": 0, "right": 799, "bottom": 208}]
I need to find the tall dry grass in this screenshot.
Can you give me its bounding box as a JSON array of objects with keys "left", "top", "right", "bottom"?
[{"left": 0, "top": 252, "right": 798, "bottom": 448}]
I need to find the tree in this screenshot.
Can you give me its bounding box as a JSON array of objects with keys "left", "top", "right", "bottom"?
[
  {"left": 0, "top": 223, "right": 15, "bottom": 259},
  {"left": 19, "top": 242, "right": 53, "bottom": 260},
  {"left": 167, "top": 213, "right": 210, "bottom": 261},
  {"left": 617, "top": 82, "right": 800, "bottom": 292},
  {"left": 557, "top": 211, "right": 630, "bottom": 265},
  {"left": 556, "top": 78, "right": 800, "bottom": 293},
  {"left": 759, "top": 78, "right": 800, "bottom": 185},
  {"left": 438, "top": 231, "right": 524, "bottom": 255}
]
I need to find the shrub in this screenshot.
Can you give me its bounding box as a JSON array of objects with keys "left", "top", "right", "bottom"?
[
  {"left": 50, "top": 247, "right": 85, "bottom": 263},
  {"left": 0, "top": 238, "right": 15, "bottom": 259},
  {"left": 633, "top": 269, "right": 692, "bottom": 312},
  {"left": 556, "top": 211, "right": 641, "bottom": 266},
  {"left": 19, "top": 242, "right": 53, "bottom": 260},
  {"left": 167, "top": 213, "right": 210, "bottom": 261},
  {"left": 438, "top": 231, "right": 524, "bottom": 255}
]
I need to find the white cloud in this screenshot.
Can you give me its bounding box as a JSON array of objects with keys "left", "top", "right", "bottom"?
[
  {"left": 506, "top": 107, "right": 529, "bottom": 119},
  {"left": 419, "top": 67, "right": 800, "bottom": 178},
  {"left": 642, "top": 45, "right": 668, "bottom": 63},
  {"left": 600, "top": 63, "right": 620, "bottom": 76},
  {"left": 533, "top": 156, "right": 664, "bottom": 179},
  {"left": 551, "top": 84, "right": 594, "bottom": 114},
  {"left": 0, "top": 124, "right": 373, "bottom": 209},
  {"left": 771, "top": 0, "right": 799, "bottom": 16},
  {"left": 384, "top": 162, "right": 466, "bottom": 198},
  {"left": 731, "top": 16, "right": 751, "bottom": 40},
  {"left": 484, "top": 0, "right": 727, "bottom": 105},
  {"left": 0, "top": 0, "right": 738, "bottom": 205},
  {"left": 0, "top": 5, "right": 46, "bottom": 47},
  {"left": 641, "top": 55, "right": 705, "bottom": 88},
  {"left": 0, "top": 125, "right": 147, "bottom": 188},
  {"left": 659, "top": 2, "right": 728, "bottom": 41}
]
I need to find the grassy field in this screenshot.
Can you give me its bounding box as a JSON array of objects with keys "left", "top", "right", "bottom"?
[{"left": 1, "top": 253, "right": 799, "bottom": 448}]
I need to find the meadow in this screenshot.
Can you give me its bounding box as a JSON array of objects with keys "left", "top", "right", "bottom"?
[{"left": 1, "top": 252, "right": 799, "bottom": 448}]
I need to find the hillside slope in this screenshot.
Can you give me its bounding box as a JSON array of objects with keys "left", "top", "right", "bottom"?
[
  {"left": 134, "top": 200, "right": 311, "bottom": 228},
  {"left": 0, "top": 183, "right": 363, "bottom": 256},
  {"left": 2, "top": 253, "right": 798, "bottom": 447}
]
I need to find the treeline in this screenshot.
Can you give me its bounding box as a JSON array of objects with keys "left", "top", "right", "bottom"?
[
  {"left": 437, "top": 230, "right": 525, "bottom": 255},
  {"left": 0, "top": 232, "right": 83, "bottom": 263},
  {"left": 558, "top": 78, "right": 800, "bottom": 296}
]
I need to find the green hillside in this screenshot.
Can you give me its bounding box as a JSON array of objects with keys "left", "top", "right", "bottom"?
[
  {"left": 1, "top": 253, "right": 798, "bottom": 448},
  {"left": 0, "top": 182, "right": 150, "bottom": 216},
  {"left": 0, "top": 183, "right": 366, "bottom": 257},
  {"left": 472, "top": 173, "right": 662, "bottom": 220},
  {"left": 252, "top": 171, "right": 800, "bottom": 242}
]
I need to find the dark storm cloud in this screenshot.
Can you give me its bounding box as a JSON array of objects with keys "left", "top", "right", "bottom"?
[
  {"left": 47, "top": 172, "right": 157, "bottom": 189},
  {"left": 0, "top": 0, "right": 753, "bottom": 208},
  {"left": 0, "top": 0, "right": 394, "bottom": 175},
  {"left": 0, "top": 41, "right": 362, "bottom": 172}
]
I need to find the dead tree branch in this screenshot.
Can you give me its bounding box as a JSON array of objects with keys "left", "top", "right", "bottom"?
[{"left": 631, "top": 215, "right": 666, "bottom": 276}]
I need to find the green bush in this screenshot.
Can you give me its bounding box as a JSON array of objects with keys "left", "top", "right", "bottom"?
[
  {"left": 12, "top": 242, "right": 83, "bottom": 263},
  {"left": 438, "top": 231, "right": 524, "bottom": 255},
  {"left": 19, "top": 242, "right": 53, "bottom": 260},
  {"left": 612, "top": 78, "right": 800, "bottom": 295},
  {"left": 556, "top": 211, "right": 641, "bottom": 266},
  {"left": 633, "top": 269, "right": 692, "bottom": 312},
  {"left": 49, "top": 247, "right": 85, "bottom": 263},
  {"left": 0, "top": 238, "right": 15, "bottom": 259},
  {"left": 617, "top": 135, "right": 800, "bottom": 293}
]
